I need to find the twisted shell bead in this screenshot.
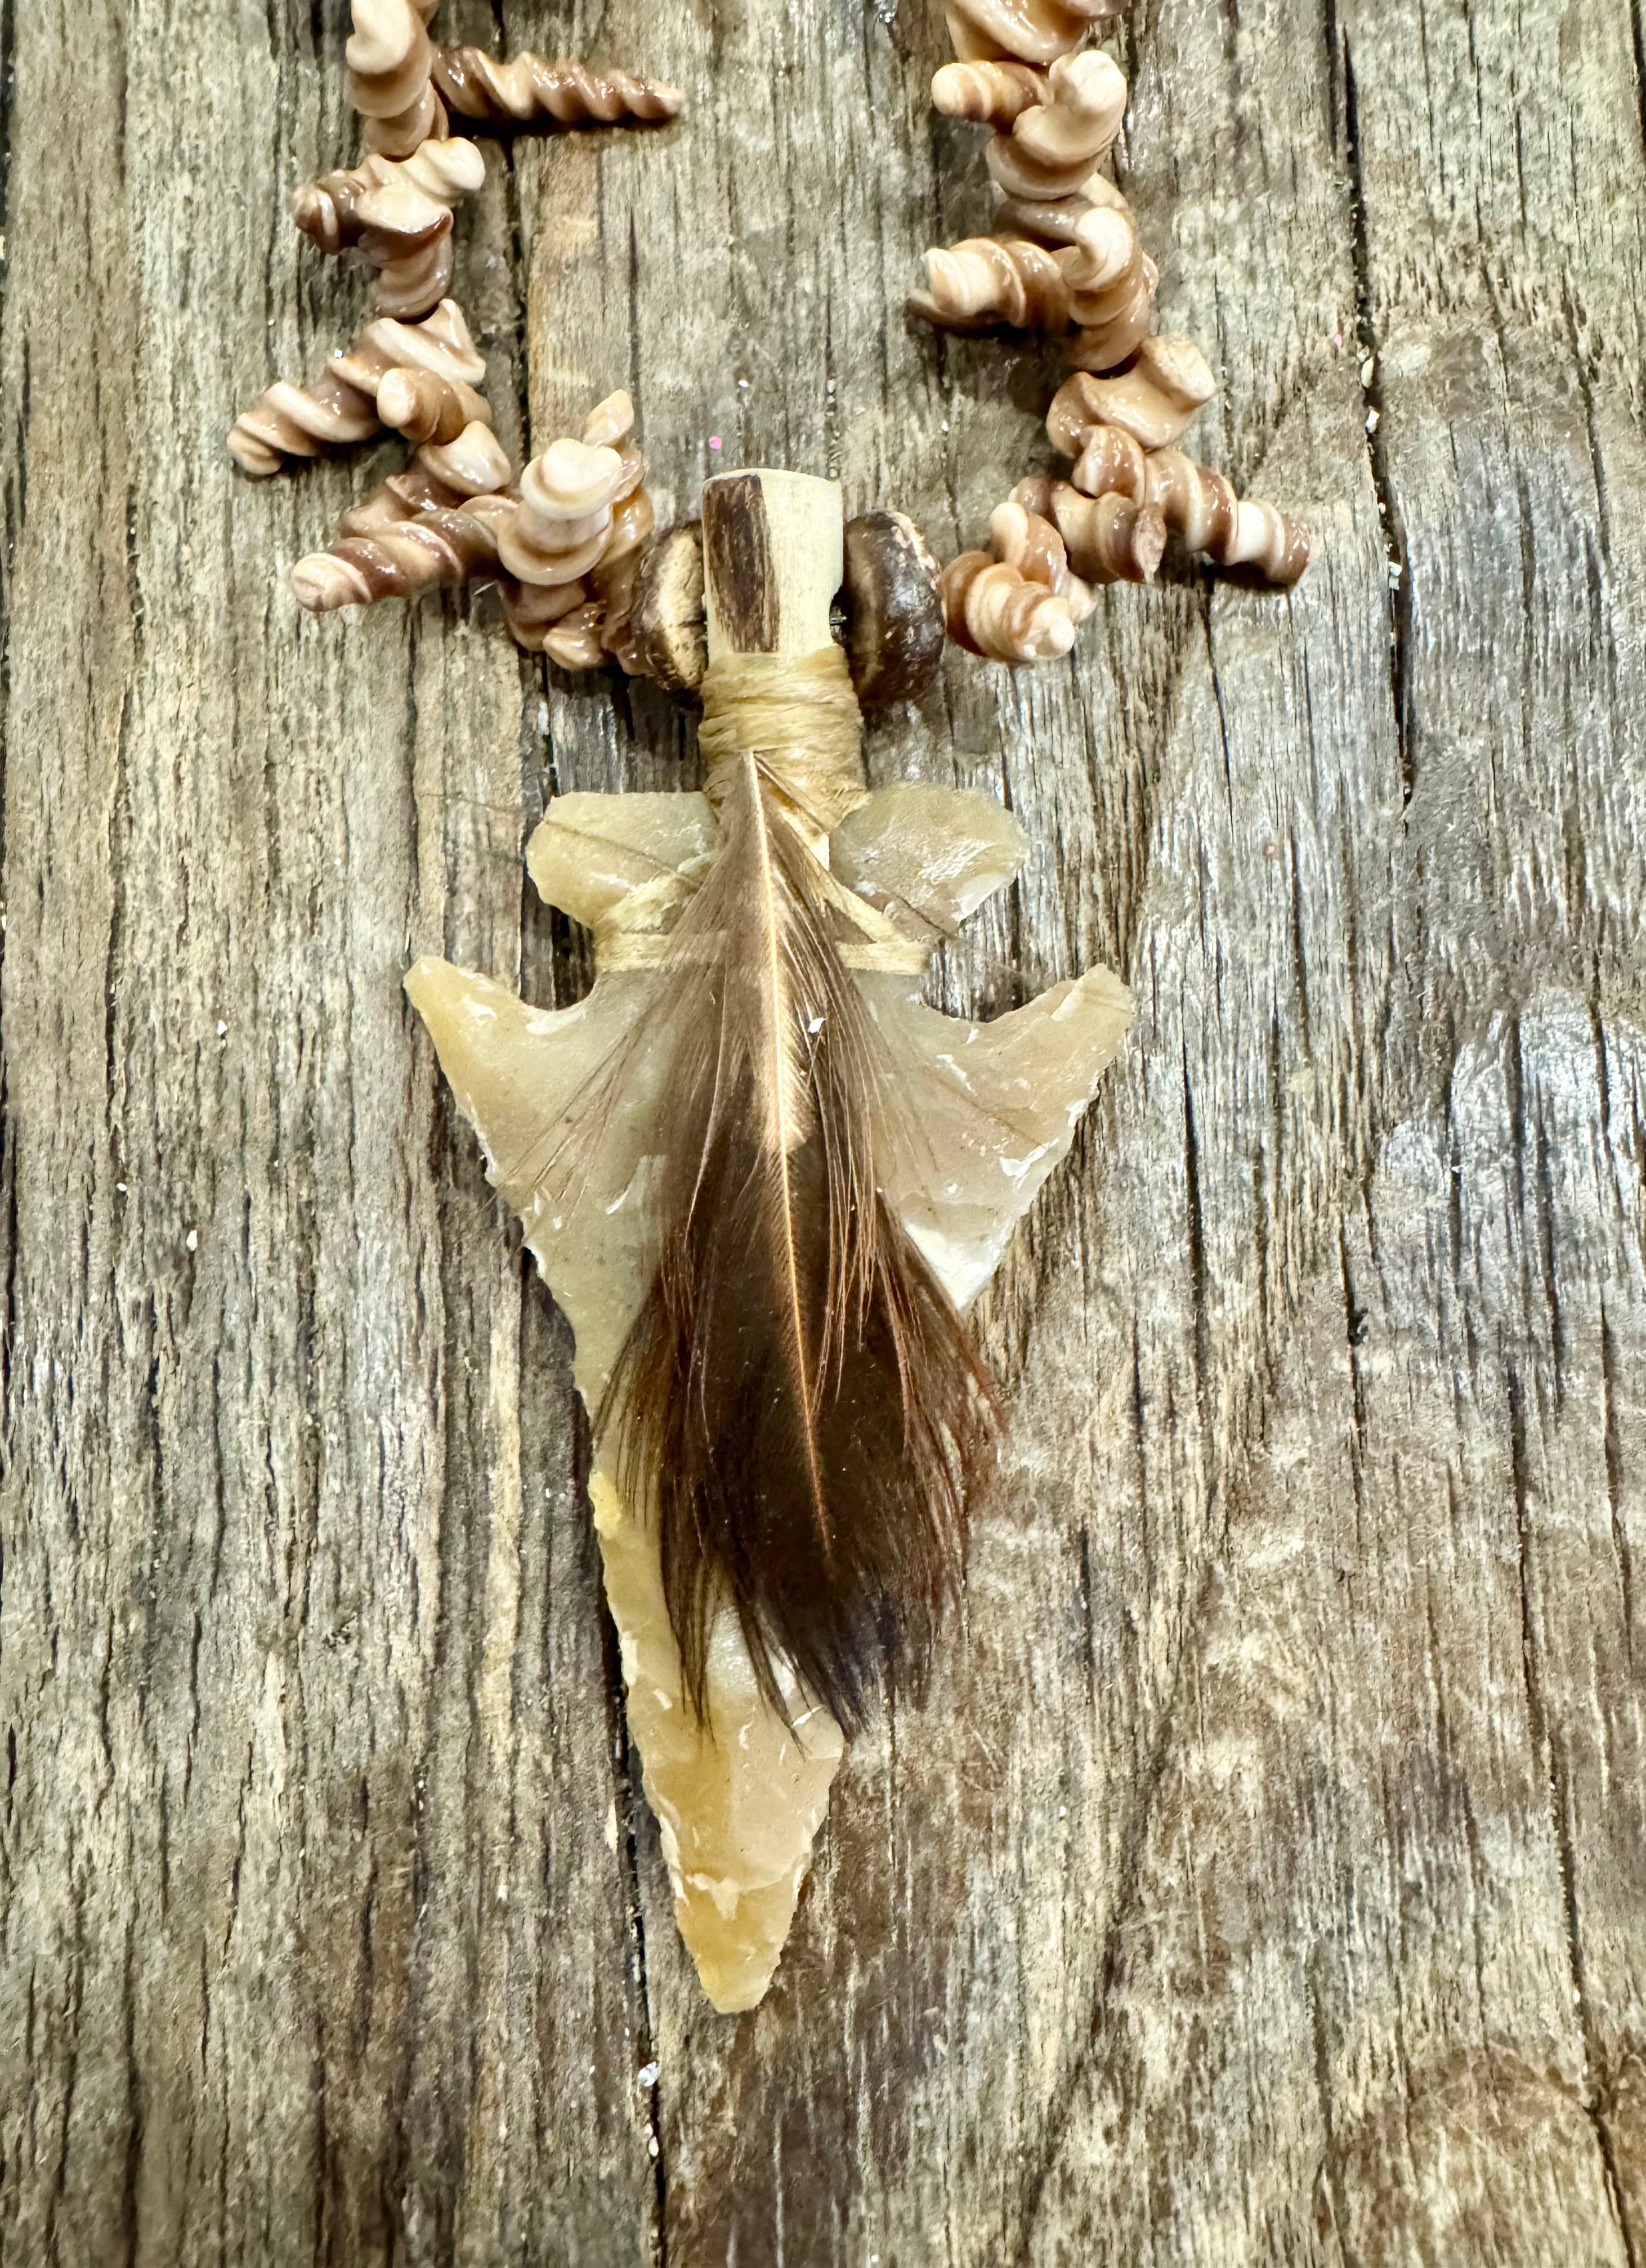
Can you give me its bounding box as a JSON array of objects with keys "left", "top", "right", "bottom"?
[
  {"left": 432, "top": 48, "right": 681, "bottom": 128},
  {"left": 374, "top": 367, "right": 493, "bottom": 446},
  {"left": 291, "top": 509, "right": 500, "bottom": 613},
  {"left": 1010, "top": 476, "right": 1165, "bottom": 583},
  {"left": 931, "top": 59, "right": 1046, "bottom": 127},
  {"left": 1058, "top": 415, "right": 1313, "bottom": 586},
  {"left": 942, "top": 0, "right": 1112, "bottom": 68},
  {"left": 229, "top": 301, "right": 485, "bottom": 477},
  {"left": 985, "top": 50, "right": 1127, "bottom": 200},
  {"left": 1046, "top": 335, "right": 1218, "bottom": 450},
  {"left": 1140, "top": 452, "right": 1312, "bottom": 585},
  {"left": 938, "top": 551, "right": 1078, "bottom": 662},
  {"left": 348, "top": 0, "right": 447, "bottom": 157},
  {"left": 911, "top": 236, "right": 1071, "bottom": 330},
  {"left": 987, "top": 499, "right": 1094, "bottom": 621}
]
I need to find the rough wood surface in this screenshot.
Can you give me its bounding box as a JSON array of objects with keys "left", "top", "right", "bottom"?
[{"left": 1, "top": 0, "right": 1642, "bottom": 2261}]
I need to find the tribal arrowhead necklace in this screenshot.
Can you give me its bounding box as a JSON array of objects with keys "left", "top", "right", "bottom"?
[{"left": 234, "top": 0, "right": 1312, "bottom": 2011}]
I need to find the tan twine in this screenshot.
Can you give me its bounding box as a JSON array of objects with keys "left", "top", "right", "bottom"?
[{"left": 595, "top": 646, "right": 929, "bottom": 976}]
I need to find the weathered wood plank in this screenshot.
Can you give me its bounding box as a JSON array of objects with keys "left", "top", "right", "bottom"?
[
  {"left": 0, "top": 1, "right": 654, "bottom": 2260},
  {"left": 0, "top": 0, "right": 1641, "bottom": 2260}
]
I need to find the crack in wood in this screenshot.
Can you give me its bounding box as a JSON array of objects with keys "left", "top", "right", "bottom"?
[
  {"left": 1331, "top": 12, "right": 1412, "bottom": 808},
  {"left": 1508, "top": 1355, "right": 1641, "bottom": 2268}
]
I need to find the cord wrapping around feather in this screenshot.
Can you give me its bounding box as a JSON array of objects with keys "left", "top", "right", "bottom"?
[
  {"left": 600, "top": 657, "right": 995, "bottom": 1734},
  {"left": 696, "top": 648, "right": 869, "bottom": 836}
]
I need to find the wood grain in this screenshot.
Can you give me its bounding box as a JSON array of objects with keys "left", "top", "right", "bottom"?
[{"left": 0, "top": 0, "right": 1640, "bottom": 2261}]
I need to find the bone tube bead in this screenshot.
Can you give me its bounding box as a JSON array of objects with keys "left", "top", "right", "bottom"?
[
  {"left": 931, "top": 58, "right": 1046, "bottom": 127},
  {"left": 910, "top": 236, "right": 1071, "bottom": 330},
  {"left": 1049, "top": 335, "right": 1218, "bottom": 449},
  {"left": 432, "top": 48, "right": 682, "bottom": 127},
  {"left": 290, "top": 508, "right": 501, "bottom": 613},
  {"left": 943, "top": 0, "right": 1112, "bottom": 67},
  {"left": 1011, "top": 476, "right": 1165, "bottom": 583},
  {"left": 348, "top": 0, "right": 448, "bottom": 156},
  {"left": 986, "top": 50, "right": 1128, "bottom": 199},
  {"left": 228, "top": 299, "right": 486, "bottom": 476},
  {"left": 939, "top": 552, "right": 1077, "bottom": 662}
]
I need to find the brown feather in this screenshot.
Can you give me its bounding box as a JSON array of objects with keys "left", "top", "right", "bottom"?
[{"left": 602, "top": 755, "right": 996, "bottom": 1734}]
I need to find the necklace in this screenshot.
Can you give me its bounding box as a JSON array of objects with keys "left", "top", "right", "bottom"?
[{"left": 231, "top": 0, "right": 1309, "bottom": 2013}]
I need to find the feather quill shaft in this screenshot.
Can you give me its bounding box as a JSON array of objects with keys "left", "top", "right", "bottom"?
[{"left": 604, "top": 752, "right": 994, "bottom": 1733}]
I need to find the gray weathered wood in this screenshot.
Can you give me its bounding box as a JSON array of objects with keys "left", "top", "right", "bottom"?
[{"left": 0, "top": 0, "right": 1641, "bottom": 2260}]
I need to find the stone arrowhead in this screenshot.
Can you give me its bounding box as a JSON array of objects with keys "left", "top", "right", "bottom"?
[{"left": 406, "top": 778, "right": 1131, "bottom": 2010}]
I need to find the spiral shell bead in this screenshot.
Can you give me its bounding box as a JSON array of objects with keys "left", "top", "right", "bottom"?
[
  {"left": 496, "top": 438, "right": 638, "bottom": 586},
  {"left": 1137, "top": 451, "right": 1312, "bottom": 585},
  {"left": 1069, "top": 422, "right": 1148, "bottom": 499},
  {"left": 500, "top": 576, "right": 594, "bottom": 652},
  {"left": 348, "top": 0, "right": 448, "bottom": 156},
  {"left": 1056, "top": 409, "right": 1312, "bottom": 586},
  {"left": 539, "top": 603, "right": 610, "bottom": 671},
  {"left": 416, "top": 422, "right": 513, "bottom": 497},
  {"left": 911, "top": 236, "right": 1072, "bottom": 330},
  {"left": 931, "top": 59, "right": 1046, "bottom": 127},
  {"left": 986, "top": 50, "right": 1127, "bottom": 199},
  {"left": 432, "top": 48, "right": 682, "bottom": 128},
  {"left": 336, "top": 470, "right": 455, "bottom": 538},
  {"left": 375, "top": 367, "right": 493, "bottom": 446},
  {"left": 1057, "top": 201, "right": 1156, "bottom": 371},
  {"left": 987, "top": 500, "right": 1094, "bottom": 620},
  {"left": 594, "top": 550, "right": 646, "bottom": 672},
  {"left": 1046, "top": 335, "right": 1218, "bottom": 450},
  {"left": 229, "top": 300, "right": 486, "bottom": 477},
  {"left": 379, "top": 230, "right": 457, "bottom": 318},
  {"left": 291, "top": 509, "right": 501, "bottom": 613},
  {"left": 333, "top": 430, "right": 510, "bottom": 541},
  {"left": 1011, "top": 476, "right": 1165, "bottom": 583},
  {"left": 293, "top": 139, "right": 485, "bottom": 256},
  {"left": 229, "top": 372, "right": 382, "bottom": 478},
  {"left": 332, "top": 299, "right": 486, "bottom": 398},
  {"left": 940, "top": 552, "right": 1078, "bottom": 662},
  {"left": 942, "top": 0, "right": 1112, "bottom": 67},
  {"left": 493, "top": 395, "right": 652, "bottom": 661}
]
